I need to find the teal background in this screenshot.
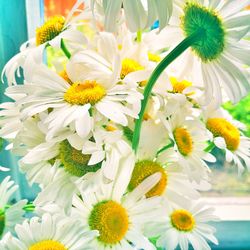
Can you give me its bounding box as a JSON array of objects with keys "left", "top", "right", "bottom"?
[{"left": 0, "top": 0, "right": 40, "bottom": 200}]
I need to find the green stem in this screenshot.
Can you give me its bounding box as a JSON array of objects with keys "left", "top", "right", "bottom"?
[
  {"left": 61, "top": 39, "right": 71, "bottom": 59},
  {"left": 157, "top": 140, "right": 174, "bottom": 156},
  {"left": 132, "top": 29, "right": 205, "bottom": 152},
  {"left": 0, "top": 209, "right": 4, "bottom": 217},
  {"left": 205, "top": 142, "right": 215, "bottom": 152},
  {"left": 23, "top": 203, "right": 35, "bottom": 212},
  {"left": 137, "top": 30, "right": 142, "bottom": 43}
]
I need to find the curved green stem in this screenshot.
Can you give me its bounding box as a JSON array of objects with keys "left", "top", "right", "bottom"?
[
  {"left": 157, "top": 140, "right": 174, "bottom": 156},
  {"left": 61, "top": 39, "right": 71, "bottom": 59},
  {"left": 132, "top": 29, "right": 205, "bottom": 152}
]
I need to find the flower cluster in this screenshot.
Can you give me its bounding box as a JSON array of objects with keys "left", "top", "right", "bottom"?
[{"left": 0, "top": 0, "right": 250, "bottom": 249}]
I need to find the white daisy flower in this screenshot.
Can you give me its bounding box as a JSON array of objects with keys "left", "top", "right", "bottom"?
[
  {"left": 204, "top": 105, "right": 250, "bottom": 175},
  {"left": 7, "top": 39, "right": 142, "bottom": 139},
  {"left": 0, "top": 176, "right": 27, "bottom": 238},
  {"left": 16, "top": 116, "right": 137, "bottom": 212},
  {"left": 90, "top": 0, "right": 173, "bottom": 32},
  {"left": 75, "top": 31, "right": 162, "bottom": 88},
  {"left": 131, "top": 117, "right": 202, "bottom": 207},
  {"left": 72, "top": 153, "right": 163, "bottom": 250},
  {"left": 0, "top": 102, "right": 23, "bottom": 143},
  {"left": 159, "top": 112, "right": 215, "bottom": 183},
  {"left": 1, "top": 0, "right": 89, "bottom": 85},
  {"left": 79, "top": 124, "right": 132, "bottom": 180},
  {"left": 0, "top": 213, "right": 98, "bottom": 250},
  {"left": 146, "top": 201, "right": 218, "bottom": 250},
  {"left": 164, "top": 74, "right": 210, "bottom": 109},
  {"left": 128, "top": 160, "right": 202, "bottom": 209},
  {"left": 14, "top": 118, "right": 102, "bottom": 211},
  {"left": 162, "top": 0, "right": 250, "bottom": 105}
]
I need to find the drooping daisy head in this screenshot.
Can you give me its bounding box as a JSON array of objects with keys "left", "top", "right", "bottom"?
[
  {"left": 36, "top": 15, "right": 66, "bottom": 46},
  {"left": 165, "top": 0, "right": 250, "bottom": 104},
  {"left": 181, "top": 1, "right": 226, "bottom": 62},
  {"left": 0, "top": 176, "right": 27, "bottom": 238},
  {"left": 72, "top": 153, "right": 164, "bottom": 249},
  {"left": 146, "top": 201, "right": 219, "bottom": 250},
  {"left": 35, "top": 0, "right": 88, "bottom": 47},
  {"left": 0, "top": 213, "right": 98, "bottom": 250}
]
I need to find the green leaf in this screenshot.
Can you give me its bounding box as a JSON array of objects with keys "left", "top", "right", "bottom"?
[
  {"left": 0, "top": 138, "right": 4, "bottom": 152},
  {"left": 223, "top": 93, "right": 250, "bottom": 137}
]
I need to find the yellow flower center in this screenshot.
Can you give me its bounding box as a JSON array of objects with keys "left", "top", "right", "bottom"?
[
  {"left": 148, "top": 52, "right": 161, "bottom": 62},
  {"left": 174, "top": 127, "right": 193, "bottom": 156},
  {"left": 64, "top": 81, "right": 106, "bottom": 105},
  {"left": 120, "top": 58, "right": 144, "bottom": 79},
  {"left": 29, "top": 240, "right": 67, "bottom": 250},
  {"left": 89, "top": 200, "right": 129, "bottom": 245},
  {"left": 0, "top": 212, "right": 5, "bottom": 237},
  {"left": 59, "top": 70, "right": 72, "bottom": 85},
  {"left": 128, "top": 160, "right": 167, "bottom": 198},
  {"left": 105, "top": 124, "right": 117, "bottom": 132},
  {"left": 206, "top": 118, "right": 240, "bottom": 151},
  {"left": 36, "top": 16, "right": 65, "bottom": 46},
  {"left": 171, "top": 209, "right": 195, "bottom": 232},
  {"left": 170, "top": 77, "right": 192, "bottom": 94},
  {"left": 59, "top": 140, "right": 101, "bottom": 177}
]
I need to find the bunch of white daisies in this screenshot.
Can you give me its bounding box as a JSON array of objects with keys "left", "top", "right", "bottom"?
[{"left": 0, "top": 0, "right": 250, "bottom": 249}]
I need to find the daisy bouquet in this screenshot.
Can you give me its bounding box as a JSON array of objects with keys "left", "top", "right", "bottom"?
[{"left": 0, "top": 0, "right": 250, "bottom": 249}]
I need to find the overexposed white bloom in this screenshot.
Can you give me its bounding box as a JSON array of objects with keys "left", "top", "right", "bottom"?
[
  {"left": 204, "top": 105, "right": 250, "bottom": 174},
  {"left": 81, "top": 125, "right": 132, "bottom": 180},
  {"left": 0, "top": 213, "right": 98, "bottom": 250},
  {"left": 16, "top": 117, "right": 138, "bottom": 212},
  {"left": 0, "top": 176, "right": 27, "bottom": 238},
  {"left": 1, "top": 0, "right": 89, "bottom": 85},
  {"left": 146, "top": 201, "right": 218, "bottom": 250},
  {"left": 0, "top": 103, "right": 23, "bottom": 143},
  {"left": 164, "top": 0, "right": 250, "bottom": 105},
  {"left": 6, "top": 39, "right": 142, "bottom": 139},
  {"left": 14, "top": 118, "right": 100, "bottom": 211},
  {"left": 91, "top": 0, "right": 173, "bottom": 32},
  {"left": 72, "top": 153, "right": 163, "bottom": 250}
]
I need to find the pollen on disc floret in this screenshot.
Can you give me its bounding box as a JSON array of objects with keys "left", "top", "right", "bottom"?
[
  {"left": 29, "top": 240, "right": 67, "bottom": 250},
  {"left": 64, "top": 81, "right": 106, "bottom": 105},
  {"left": 36, "top": 15, "right": 65, "bottom": 46},
  {"left": 59, "top": 140, "right": 101, "bottom": 177},
  {"left": 88, "top": 200, "right": 129, "bottom": 244},
  {"left": 128, "top": 160, "right": 167, "bottom": 198},
  {"left": 171, "top": 209, "right": 195, "bottom": 232}
]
